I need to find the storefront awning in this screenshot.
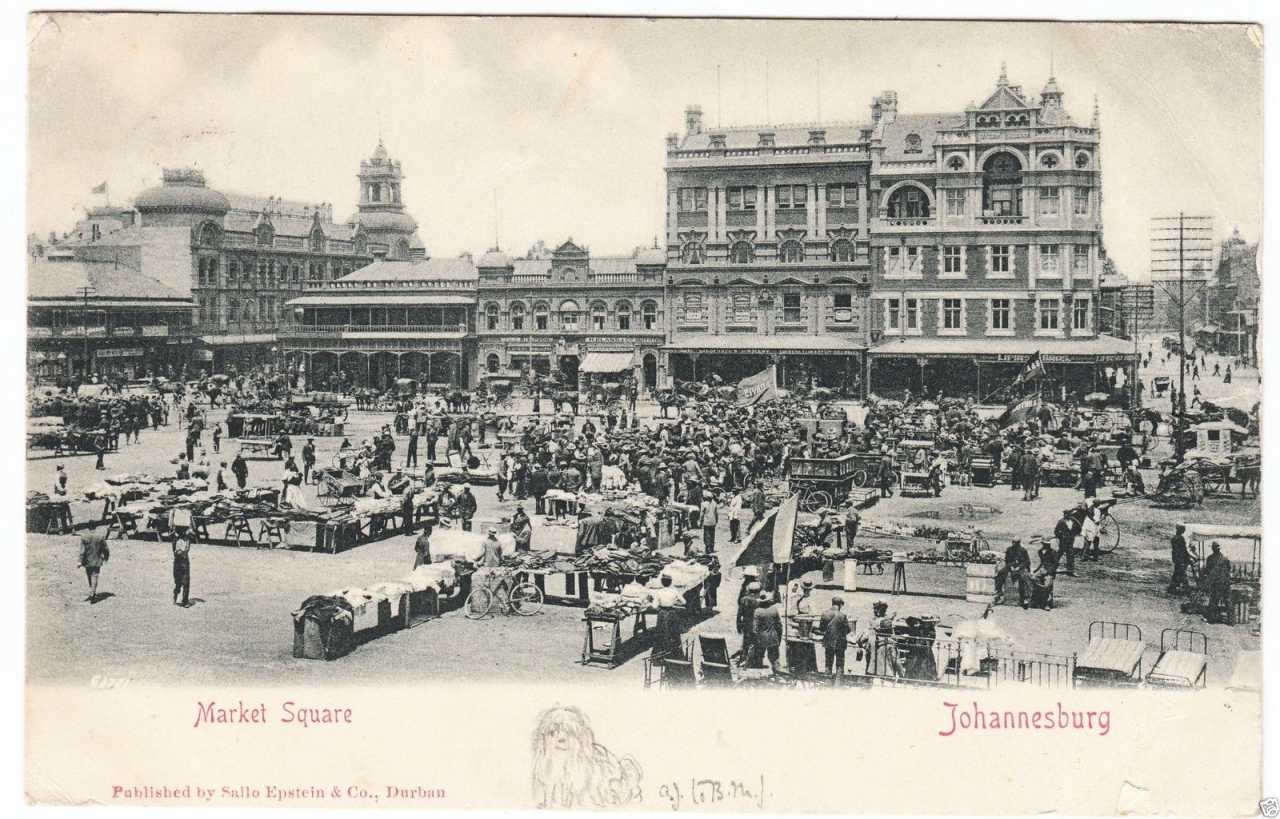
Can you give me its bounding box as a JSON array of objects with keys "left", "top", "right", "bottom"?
[
  {"left": 286, "top": 295, "right": 473, "bottom": 307},
  {"left": 665, "top": 333, "right": 866, "bottom": 356},
  {"left": 199, "top": 334, "right": 277, "bottom": 346},
  {"left": 869, "top": 335, "right": 1134, "bottom": 363},
  {"left": 579, "top": 352, "right": 635, "bottom": 373}
]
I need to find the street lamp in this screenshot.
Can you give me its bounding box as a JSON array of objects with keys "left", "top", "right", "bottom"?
[{"left": 75, "top": 285, "right": 97, "bottom": 381}]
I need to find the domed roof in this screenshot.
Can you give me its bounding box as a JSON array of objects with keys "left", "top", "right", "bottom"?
[
  {"left": 635, "top": 247, "right": 667, "bottom": 266},
  {"left": 476, "top": 249, "right": 513, "bottom": 268},
  {"left": 353, "top": 209, "right": 418, "bottom": 234},
  {"left": 133, "top": 169, "right": 229, "bottom": 213}
]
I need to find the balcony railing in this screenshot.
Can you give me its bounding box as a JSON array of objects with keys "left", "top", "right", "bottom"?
[
  {"left": 882, "top": 216, "right": 935, "bottom": 227},
  {"left": 278, "top": 323, "right": 468, "bottom": 337},
  {"left": 978, "top": 215, "right": 1026, "bottom": 225}
]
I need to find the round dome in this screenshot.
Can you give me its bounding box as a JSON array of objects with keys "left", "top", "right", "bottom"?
[
  {"left": 476, "top": 249, "right": 513, "bottom": 268},
  {"left": 635, "top": 247, "right": 667, "bottom": 265},
  {"left": 134, "top": 171, "right": 229, "bottom": 214},
  {"left": 354, "top": 210, "right": 418, "bottom": 233}
]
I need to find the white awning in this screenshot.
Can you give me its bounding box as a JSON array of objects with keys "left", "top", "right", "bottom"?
[{"left": 579, "top": 352, "right": 635, "bottom": 373}]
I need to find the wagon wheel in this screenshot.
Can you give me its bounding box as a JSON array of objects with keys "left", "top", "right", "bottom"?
[
  {"left": 851, "top": 469, "right": 870, "bottom": 488},
  {"left": 1098, "top": 514, "right": 1121, "bottom": 554},
  {"left": 800, "top": 489, "right": 831, "bottom": 513},
  {"left": 1200, "top": 471, "right": 1225, "bottom": 495}
]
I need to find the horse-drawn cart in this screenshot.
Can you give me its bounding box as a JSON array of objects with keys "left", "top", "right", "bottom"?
[{"left": 786, "top": 454, "right": 860, "bottom": 512}]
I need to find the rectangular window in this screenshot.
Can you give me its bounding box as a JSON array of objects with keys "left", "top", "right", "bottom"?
[
  {"left": 1039, "top": 244, "right": 1059, "bottom": 274},
  {"left": 617, "top": 312, "right": 630, "bottom": 331},
  {"left": 942, "top": 298, "right": 963, "bottom": 330},
  {"left": 906, "top": 298, "right": 919, "bottom": 329},
  {"left": 1073, "top": 188, "right": 1090, "bottom": 216},
  {"left": 943, "top": 246, "right": 963, "bottom": 274},
  {"left": 1039, "top": 186, "right": 1059, "bottom": 216},
  {"left": 731, "top": 292, "right": 753, "bottom": 324},
  {"left": 1073, "top": 298, "right": 1090, "bottom": 331},
  {"left": 945, "top": 189, "right": 965, "bottom": 216},
  {"left": 783, "top": 293, "right": 802, "bottom": 324},
  {"left": 990, "top": 299, "right": 1011, "bottom": 331},
  {"left": 991, "top": 245, "right": 1011, "bottom": 273},
  {"left": 512, "top": 312, "right": 524, "bottom": 331},
  {"left": 562, "top": 312, "right": 579, "bottom": 331},
  {"left": 1073, "top": 245, "right": 1090, "bottom": 274},
  {"left": 592, "top": 313, "right": 605, "bottom": 331},
  {"left": 887, "top": 299, "right": 901, "bottom": 330},
  {"left": 775, "top": 184, "right": 808, "bottom": 209},
  {"left": 727, "top": 186, "right": 757, "bottom": 211},
  {"left": 679, "top": 187, "right": 708, "bottom": 212},
  {"left": 535, "top": 312, "right": 548, "bottom": 331},
  {"left": 826, "top": 184, "right": 859, "bottom": 208},
  {"left": 686, "top": 293, "right": 706, "bottom": 321},
  {"left": 487, "top": 313, "right": 499, "bottom": 331},
  {"left": 1039, "top": 299, "right": 1060, "bottom": 331}
]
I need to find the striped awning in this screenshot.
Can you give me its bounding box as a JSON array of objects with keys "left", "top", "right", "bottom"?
[{"left": 579, "top": 352, "right": 635, "bottom": 373}]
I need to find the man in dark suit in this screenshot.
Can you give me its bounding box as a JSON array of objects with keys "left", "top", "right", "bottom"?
[
  {"left": 995, "top": 538, "right": 1031, "bottom": 608},
  {"left": 818, "top": 597, "right": 853, "bottom": 677}
]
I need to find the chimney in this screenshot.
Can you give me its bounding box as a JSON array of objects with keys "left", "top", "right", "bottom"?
[
  {"left": 808, "top": 129, "right": 827, "bottom": 145},
  {"left": 708, "top": 132, "right": 726, "bottom": 149},
  {"left": 879, "top": 91, "right": 898, "bottom": 123},
  {"left": 871, "top": 97, "right": 882, "bottom": 123},
  {"left": 758, "top": 131, "right": 776, "bottom": 148},
  {"left": 685, "top": 105, "right": 704, "bottom": 137},
  {"left": 665, "top": 132, "right": 679, "bottom": 151}
]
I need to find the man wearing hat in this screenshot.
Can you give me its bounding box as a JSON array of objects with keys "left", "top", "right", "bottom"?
[
  {"left": 752, "top": 591, "right": 783, "bottom": 674},
  {"left": 511, "top": 504, "right": 532, "bottom": 553},
  {"left": 481, "top": 527, "right": 503, "bottom": 568},
  {"left": 1167, "top": 524, "right": 1191, "bottom": 595},
  {"left": 818, "top": 597, "right": 852, "bottom": 677},
  {"left": 53, "top": 464, "right": 68, "bottom": 498},
  {"left": 1203, "top": 541, "right": 1232, "bottom": 622},
  {"left": 456, "top": 484, "right": 477, "bottom": 532},
  {"left": 301, "top": 437, "right": 316, "bottom": 484},
  {"left": 736, "top": 579, "right": 761, "bottom": 667},
  {"left": 995, "top": 538, "right": 1031, "bottom": 607}
]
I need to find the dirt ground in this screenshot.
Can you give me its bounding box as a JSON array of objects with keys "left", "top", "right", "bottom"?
[{"left": 26, "top": 349, "right": 1262, "bottom": 690}]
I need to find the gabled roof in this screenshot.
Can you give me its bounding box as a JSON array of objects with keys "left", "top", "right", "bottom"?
[
  {"left": 979, "top": 85, "right": 1031, "bottom": 110},
  {"left": 338, "top": 257, "right": 478, "bottom": 283},
  {"left": 554, "top": 239, "right": 588, "bottom": 255}
]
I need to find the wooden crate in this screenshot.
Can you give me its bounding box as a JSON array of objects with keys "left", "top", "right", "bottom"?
[{"left": 965, "top": 562, "right": 997, "bottom": 603}]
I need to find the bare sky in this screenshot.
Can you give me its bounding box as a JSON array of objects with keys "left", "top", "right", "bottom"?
[{"left": 27, "top": 15, "right": 1261, "bottom": 277}]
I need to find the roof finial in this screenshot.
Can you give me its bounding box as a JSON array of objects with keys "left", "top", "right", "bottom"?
[
  {"left": 1091, "top": 93, "right": 1101, "bottom": 128},
  {"left": 998, "top": 60, "right": 1008, "bottom": 85},
  {"left": 1049, "top": 51, "right": 1054, "bottom": 79}
]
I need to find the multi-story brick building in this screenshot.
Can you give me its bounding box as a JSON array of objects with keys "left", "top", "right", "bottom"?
[
  {"left": 474, "top": 240, "right": 668, "bottom": 390},
  {"left": 865, "top": 65, "right": 1131, "bottom": 401},
  {"left": 661, "top": 104, "right": 873, "bottom": 393},
  {"left": 37, "top": 142, "right": 424, "bottom": 374}
]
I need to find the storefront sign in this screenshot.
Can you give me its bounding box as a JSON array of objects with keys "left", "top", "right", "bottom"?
[
  {"left": 96, "top": 348, "right": 144, "bottom": 359},
  {"left": 112, "top": 327, "right": 138, "bottom": 337},
  {"left": 28, "top": 327, "right": 52, "bottom": 338},
  {"left": 141, "top": 325, "right": 170, "bottom": 337}
]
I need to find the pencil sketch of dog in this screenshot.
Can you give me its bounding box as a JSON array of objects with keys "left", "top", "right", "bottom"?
[{"left": 532, "top": 705, "right": 643, "bottom": 809}]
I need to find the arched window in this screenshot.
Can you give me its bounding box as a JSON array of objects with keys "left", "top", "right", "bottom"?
[
  {"left": 559, "top": 300, "right": 580, "bottom": 331},
  {"left": 681, "top": 242, "right": 704, "bottom": 264},
  {"left": 641, "top": 300, "right": 658, "bottom": 330},
  {"left": 887, "top": 185, "right": 930, "bottom": 218},
  {"left": 291, "top": 264, "right": 300, "bottom": 282},
  {"left": 225, "top": 298, "right": 239, "bottom": 324},
  {"left": 615, "top": 300, "right": 632, "bottom": 331},
  {"left": 484, "top": 302, "right": 500, "bottom": 331},
  {"left": 1040, "top": 153, "right": 1059, "bottom": 169},
  {"left": 1075, "top": 151, "right": 1091, "bottom": 170},
  {"left": 729, "top": 241, "right": 754, "bottom": 264},
  {"left": 486, "top": 353, "right": 500, "bottom": 374},
  {"left": 947, "top": 155, "right": 965, "bottom": 171},
  {"left": 982, "top": 151, "right": 1023, "bottom": 217},
  {"left": 510, "top": 301, "right": 526, "bottom": 331},
  {"left": 199, "top": 223, "right": 219, "bottom": 246},
  {"left": 904, "top": 133, "right": 923, "bottom": 154},
  {"left": 255, "top": 224, "right": 272, "bottom": 246},
  {"left": 590, "top": 301, "right": 608, "bottom": 331},
  {"left": 395, "top": 239, "right": 410, "bottom": 260},
  {"left": 533, "top": 302, "right": 550, "bottom": 332},
  {"left": 829, "top": 239, "right": 855, "bottom": 263},
  {"left": 779, "top": 240, "right": 805, "bottom": 263}
]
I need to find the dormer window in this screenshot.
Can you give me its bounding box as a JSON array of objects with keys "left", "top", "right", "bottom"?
[{"left": 904, "top": 133, "right": 923, "bottom": 154}]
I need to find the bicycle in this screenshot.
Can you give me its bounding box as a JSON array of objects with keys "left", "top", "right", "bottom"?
[{"left": 465, "top": 569, "right": 544, "bottom": 619}]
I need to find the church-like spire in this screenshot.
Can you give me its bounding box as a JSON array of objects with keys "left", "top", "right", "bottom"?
[
  {"left": 1091, "top": 93, "right": 1101, "bottom": 128},
  {"left": 997, "top": 60, "right": 1009, "bottom": 86}
]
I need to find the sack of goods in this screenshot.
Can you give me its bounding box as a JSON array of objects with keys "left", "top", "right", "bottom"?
[
  {"left": 403, "top": 563, "right": 458, "bottom": 592},
  {"left": 654, "top": 560, "right": 709, "bottom": 591}
]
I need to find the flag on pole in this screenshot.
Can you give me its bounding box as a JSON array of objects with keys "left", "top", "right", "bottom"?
[
  {"left": 735, "top": 365, "right": 778, "bottom": 407},
  {"left": 91, "top": 181, "right": 108, "bottom": 195},
  {"left": 733, "top": 492, "right": 800, "bottom": 568}
]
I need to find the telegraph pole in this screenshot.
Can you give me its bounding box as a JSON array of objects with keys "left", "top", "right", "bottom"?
[{"left": 1177, "top": 212, "right": 1186, "bottom": 461}]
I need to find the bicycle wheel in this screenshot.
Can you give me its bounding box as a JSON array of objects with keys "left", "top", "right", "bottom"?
[
  {"left": 510, "top": 582, "right": 544, "bottom": 616},
  {"left": 464, "top": 587, "right": 494, "bottom": 619},
  {"left": 851, "top": 469, "right": 869, "bottom": 488},
  {"left": 1098, "top": 515, "right": 1121, "bottom": 553},
  {"left": 801, "top": 489, "right": 831, "bottom": 513}
]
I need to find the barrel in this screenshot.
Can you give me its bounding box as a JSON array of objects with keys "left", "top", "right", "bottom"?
[{"left": 966, "top": 562, "right": 997, "bottom": 604}]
